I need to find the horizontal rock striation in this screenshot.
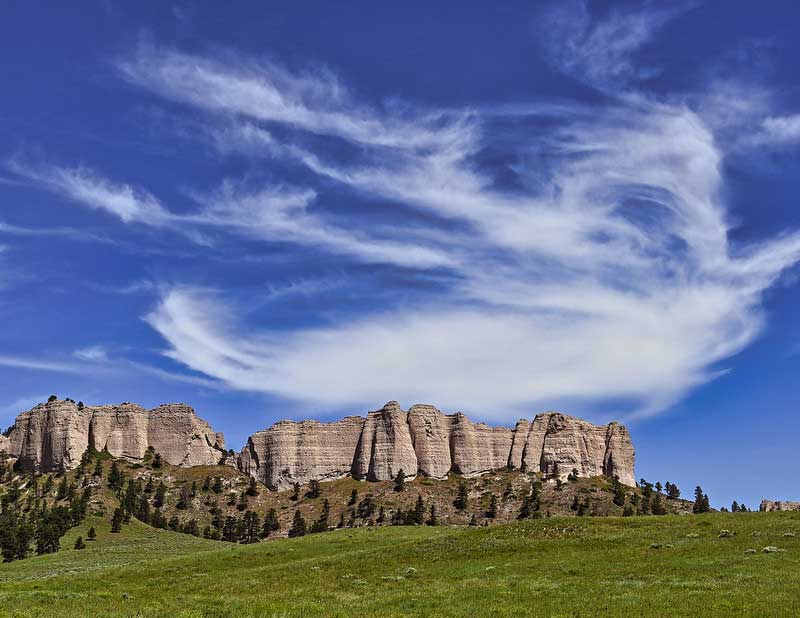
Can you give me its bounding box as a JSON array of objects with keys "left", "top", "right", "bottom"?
[
  {"left": 2, "top": 399, "right": 225, "bottom": 471},
  {"left": 240, "top": 401, "right": 635, "bottom": 489}
]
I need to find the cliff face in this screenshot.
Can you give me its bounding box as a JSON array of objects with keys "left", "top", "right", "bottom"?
[
  {"left": 240, "top": 401, "right": 635, "bottom": 489},
  {"left": 3, "top": 399, "right": 225, "bottom": 471},
  {"left": 760, "top": 500, "right": 800, "bottom": 512}
]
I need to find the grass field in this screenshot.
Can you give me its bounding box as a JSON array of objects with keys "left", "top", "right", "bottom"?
[{"left": 0, "top": 511, "right": 798, "bottom": 617}]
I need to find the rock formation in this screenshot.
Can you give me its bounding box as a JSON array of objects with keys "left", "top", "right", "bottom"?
[
  {"left": 0, "top": 398, "right": 635, "bottom": 488},
  {"left": 1, "top": 399, "right": 225, "bottom": 471},
  {"left": 760, "top": 499, "right": 800, "bottom": 512},
  {"left": 240, "top": 401, "right": 635, "bottom": 490}
]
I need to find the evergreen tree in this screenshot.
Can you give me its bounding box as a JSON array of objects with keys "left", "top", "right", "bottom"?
[
  {"left": 168, "top": 516, "right": 180, "bottom": 532},
  {"left": 731, "top": 500, "right": 739, "bottom": 512},
  {"left": 306, "top": 479, "right": 321, "bottom": 499},
  {"left": 469, "top": 514, "right": 478, "bottom": 526},
  {"left": 570, "top": 495, "right": 580, "bottom": 511},
  {"left": 87, "top": 526, "right": 96, "bottom": 541},
  {"left": 612, "top": 476, "right": 626, "bottom": 507},
  {"left": 212, "top": 477, "right": 223, "bottom": 494},
  {"left": 577, "top": 497, "right": 590, "bottom": 517},
  {"left": 393, "top": 469, "right": 406, "bottom": 492},
  {"left": 311, "top": 499, "right": 330, "bottom": 533},
  {"left": 486, "top": 493, "right": 498, "bottom": 519},
  {"left": 651, "top": 493, "right": 667, "bottom": 515},
  {"left": 348, "top": 488, "right": 358, "bottom": 506},
  {"left": 518, "top": 496, "right": 531, "bottom": 519},
  {"left": 337, "top": 511, "right": 346, "bottom": 529},
  {"left": 261, "top": 509, "right": 280, "bottom": 538},
  {"left": 111, "top": 507, "right": 124, "bottom": 533},
  {"left": 655, "top": 482, "right": 663, "bottom": 494},
  {"left": 183, "top": 519, "right": 200, "bottom": 537},
  {"left": 152, "top": 453, "right": 162, "bottom": 469},
  {"left": 288, "top": 510, "right": 307, "bottom": 538},
  {"left": 376, "top": 506, "right": 386, "bottom": 524},
  {"left": 190, "top": 481, "right": 197, "bottom": 497},
  {"left": 622, "top": 504, "right": 635, "bottom": 517},
  {"left": 56, "top": 476, "right": 69, "bottom": 501},
  {"left": 666, "top": 482, "right": 681, "bottom": 500},
  {"left": 290, "top": 482, "right": 300, "bottom": 501},
  {"left": 74, "top": 536, "right": 85, "bottom": 550},
  {"left": 347, "top": 509, "right": 356, "bottom": 528},
  {"left": 412, "top": 495, "right": 425, "bottom": 525},
  {"left": 153, "top": 482, "right": 167, "bottom": 508},
  {"left": 202, "top": 476, "right": 211, "bottom": 491},
  {"left": 454, "top": 481, "right": 469, "bottom": 511},
  {"left": 693, "top": 486, "right": 711, "bottom": 513},
  {"left": 136, "top": 495, "right": 151, "bottom": 523},
  {"left": 241, "top": 511, "right": 261, "bottom": 544},
  {"left": 108, "top": 462, "right": 123, "bottom": 492},
  {"left": 357, "top": 495, "right": 375, "bottom": 519},
  {"left": 176, "top": 487, "right": 190, "bottom": 510},
  {"left": 237, "top": 491, "right": 248, "bottom": 512},
  {"left": 246, "top": 477, "right": 259, "bottom": 497},
  {"left": 426, "top": 504, "right": 438, "bottom": 526},
  {"left": 144, "top": 476, "right": 154, "bottom": 494},
  {"left": 93, "top": 459, "right": 103, "bottom": 478}
]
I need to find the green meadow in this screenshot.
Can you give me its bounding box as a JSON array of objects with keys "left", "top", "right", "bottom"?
[{"left": 0, "top": 511, "right": 798, "bottom": 617}]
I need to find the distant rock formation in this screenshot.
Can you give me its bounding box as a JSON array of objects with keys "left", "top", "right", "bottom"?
[
  {"left": 239, "top": 401, "right": 635, "bottom": 490},
  {"left": 760, "top": 500, "right": 800, "bottom": 512},
  {"left": 1, "top": 399, "right": 225, "bottom": 471}
]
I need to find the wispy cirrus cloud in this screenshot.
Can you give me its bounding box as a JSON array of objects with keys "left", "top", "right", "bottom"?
[
  {"left": 12, "top": 6, "right": 800, "bottom": 422},
  {"left": 115, "top": 34, "right": 800, "bottom": 419}
]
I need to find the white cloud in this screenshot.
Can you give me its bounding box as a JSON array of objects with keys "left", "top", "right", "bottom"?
[
  {"left": 753, "top": 114, "right": 800, "bottom": 147},
  {"left": 538, "top": 0, "right": 693, "bottom": 88},
  {"left": 8, "top": 161, "right": 169, "bottom": 224},
  {"left": 127, "top": 46, "right": 800, "bottom": 419},
  {"left": 73, "top": 345, "right": 109, "bottom": 362}
]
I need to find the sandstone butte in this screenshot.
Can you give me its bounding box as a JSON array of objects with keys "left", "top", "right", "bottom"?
[{"left": 0, "top": 399, "right": 636, "bottom": 489}]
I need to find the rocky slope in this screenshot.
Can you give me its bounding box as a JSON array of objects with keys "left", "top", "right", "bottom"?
[
  {"left": 239, "top": 401, "right": 635, "bottom": 490},
  {"left": 2, "top": 399, "right": 225, "bottom": 471}
]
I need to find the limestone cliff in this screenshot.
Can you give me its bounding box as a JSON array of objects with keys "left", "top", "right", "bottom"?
[
  {"left": 240, "top": 401, "right": 635, "bottom": 489},
  {"left": 760, "top": 500, "right": 800, "bottom": 512},
  {"left": 2, "top": 399, "right": 225, "bottom": 471}
]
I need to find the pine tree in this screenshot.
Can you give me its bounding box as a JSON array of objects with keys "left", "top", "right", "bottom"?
[
  {"left": 56, "top": 476, "right": 69, "bottom": 501},
  {"left": 376, "top": 506, "right": 386, "bottom": 524},
  {"left": 202, "top": 476, "right": 211, "bottom": 491},
  {"left": 426, "top": 504, "right": 438, "bottom": 526},
  {"left": 87, "top": 526, "right": 96, "bottom": 541},
  {"left": 190, "top": 481, "right": 197, "bottom": 497},
  {"left": 241, "top": 511, "right": 261, "bottom": 544},
  {"left": 74, "top": 536, "right": 85, "bottom": 550},
  {"left": 168, "top": 516, "right": 180, "bottom": 532},
  {"left": 288, "top": 510, "right": 307, "bottom": 538},
  {"left": 176, "top": 487, "right": 190, "bottom": 510},
  {"left": 111, "top": 507, "right": 124, "bottom": 533},
  {"left": 348, "top": 488, "right": 358, "bottom": 506},
  {"left": 486, "top": 493, "right": 498, "bottom": 519},
  {"left": 612, "top": 476, "right": 626, "bottom": 507},
  {"left": 153, "top": 482, "right": 167, "bottom": 508},
  {"left": 518, "top": 496, "right": 531, "bottom": 519},
  {"left": 731, "top": 500, "right": 739, "bottom": 512},
  {"left": 570, "top": 495, "right": 580, "bottom": 511},
  {"left": 261, "top": 509, "right": 280, "bottom": 538},
  {"left": 311, "top": 499, "right": 330, "bottom": 533},
  {"left": 393, "top": 469, "right": 406, "bottom": 492},
  {"left": 412, "top": 495, "right": 425, "bottom": 525},
  {"left": 237, "top": 491, "right": 248, "bottom": 512},
  {"left": 291, "top": 482, "right": 300, "bottom": 501},
  {"left": 454, "top": 481, "right": 469, "bottom": 511},
  {"left": 651, "top": 493, "right": 666, "bottom": 515},
  {"left": 306, "top": 479, "right": 321, "bottom": 499},
  {"left": 93, "top": 459, "right": 103, "bottom": 478},
  {"left": 212, "top": 477, "right": 223, "bottom": 494},
  {"left": 469, "top": 514, "right": 478, "bottom": 526},
  {"left": 655, "top": 482, "right": 663, "bottom": 494},
  {"left": 108, "top": 462, "right": 123, "bottom": 492},
  {"left": 357, "top": 495, "right": 375, "bottom": 519},
  {"left": 144, "top": 476, "right": 154, "bottom": 494},
  {"left": 337, "top": 511, "right": 346, "bottom": 529},
  {"left": 693, "top": 486, "right": 710, "bottom": 514},
  {"left": 152, "top": 453, "right": 162, "bottom": 469},
  {"left": 246, "top": 477, "right": 259, "bottom": 497}
]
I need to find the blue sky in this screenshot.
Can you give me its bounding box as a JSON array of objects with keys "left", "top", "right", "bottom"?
[{"left": 2, "top": 1, "right": 799, "bottom": 508}]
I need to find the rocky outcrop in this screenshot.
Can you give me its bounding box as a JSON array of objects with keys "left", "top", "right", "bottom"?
[
  {"left": 2, "top": 399, "right": 225, "bottom": 471},
  {"left": 240, "top": 401, "right": 635, "bottom": 489},
  {"left": 760, "top": 500, "right": 800, "bottom": 512},
  {"left": 239, "top": 416, "right": 364, "bottom": 491}
]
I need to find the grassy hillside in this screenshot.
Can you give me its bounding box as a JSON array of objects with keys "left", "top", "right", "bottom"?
[{"left": 0, "top": 511, "right": 798, "bottom": 617}]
